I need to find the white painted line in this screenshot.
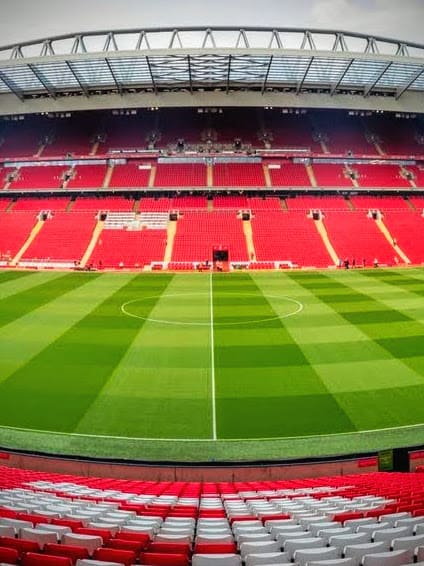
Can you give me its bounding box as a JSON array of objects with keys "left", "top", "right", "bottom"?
[
  {"left": 210, "top": 271, "right": 217, "bottom": 441},
  {"left": 0, "top": 421, "right": 423, "bottom": 443}
]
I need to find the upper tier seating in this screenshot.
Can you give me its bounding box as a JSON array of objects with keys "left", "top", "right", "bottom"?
[
  {"left": 72, "top": 197, "right": 134, "bottom": 211},
  {"left": 286, "top": 196, "right": 349, "bottom": 210},
  {"left": 323, "top": 211, "right": 399, "bottom": 266},
  {"left": 248, "top": 197, "right": 282, "bottom": 210},
  {"left": 350, "top": 196, "right": 410, "bottom": 211},
  {"left": 0, "top": 121, "right": 45, "bottom": 158},
  {"left": 12, "top": 197, "right": 70, "bottom": 212},
  {"left": 312, "top": 163, "right": 354, "bottom": 187},
  {"left": 353, "top": 165, "right": 411, "bottom": 188},
  {"left": 404, "top": 166, "right": 424, "bottom": 188},
  {"left": 108, "top": 163, "right": 150, "bottom": 188},
  {"left": 22, "top": 212, "right": 97, "bottom": 263},
  {"left": 67, "top": 165, "right": 107, "bottom": 189},
  {"left": 251, "top": 210, "right": 332, "bottom": 267},
  {"left": 366, "top": 115, "right": 424, "bottom": 156},
  {"left": 138, "top": 197, "right": 172, "bottom": 212},
  {"left": 316, "top": 114, "right": 376, "bottom": 155},
  {"left": 172, "top": 196, "right": 208, "bottom": 209},
  {"left": 212, "top": 196, "right": 249, "bottom": 209},
  {"left": 154, "top": 164, "right": 207, "bottom": 187},
  {"left": 269, "top": 162, "right": 311, "bottom": 187},
  {"left": 7, "top": 166, "right": 69, "bottom": 190},
  {"left": 1, "top": 467, "right": 424, "bottom": 566},
  {"left": 171, "top": 212, "right": 248, "bottom": 262},
  {"left": 212, "top": 164, "right": 265, "bottom": 187},
  {"left": 263, "top": 113, "right": 321, "bottom": 151}
]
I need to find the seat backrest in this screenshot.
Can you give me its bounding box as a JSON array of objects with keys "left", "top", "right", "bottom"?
[
  {"left": 192, "top": 555, "right": 242, "bottom": 566},
  {"left": 139, "top": 552, "right": 189, "bottom": 566},
  {"left": 93, "top": 547, "right": 136, "bottom": 566},
  {"left": 362, "top": 548, "right": 412, "bottom": 566},
  {"left": 0, "top": 545, "right": 19, "bottom": 565},
  {"left": 21, "top": 552, "right": 73, "bottom": 566},
  {"left": 44, "top": 542, "right": 90, "bottom": 562}
]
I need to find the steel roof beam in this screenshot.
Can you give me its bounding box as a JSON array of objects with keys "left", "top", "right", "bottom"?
[
  {"left": 104, "top": 58, "right": 122, "bottom": 95},
  {"left": 226, "top": 54, "right": 232, "bottom": 94},
  {"left": 27, "top": 64, "right": 56, "bottom": 98},
  {"left": 261, "top": 55, "right": 273, "bottom": 94},
  {"left": 396, "top": 66, "right": 424, "bottom": 99},
  {"left": 363, "top": 61, "right": 392, "bottom": 96},
  {"left": 0, "top": 70, "right": 24, "bottom": 101},
  {"left": 146, "top": 55, "right": 158, "bottom": 94},
  {"left": 296, "top": 56, "right": 314, "bottom": 94},
  {"left": 65, "top": 60, "right": 89, "bottom": 97},
  {"left": 330, "top": 58, "right": 355, "bottom": 95}
]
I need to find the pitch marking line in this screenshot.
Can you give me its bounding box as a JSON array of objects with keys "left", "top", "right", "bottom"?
[
  {"left": 209, "top": 271, "right": 217, "bottom": 441},
  {"left": 121, "top": 292, "right": 304, "bottom": 326},
  {"left": 1, "top": 422, "right": 424, "bottom": 443}
]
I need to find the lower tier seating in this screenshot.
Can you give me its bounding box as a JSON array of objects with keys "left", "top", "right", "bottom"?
[
  {"left": 251, "top": 211, "right": 333, "bottom": 267},
  {"left": 323, "top": 211, "right": 399, "bottom": 267},
  {"left": 22, "top": 213, "right": 97, "bottom": 264},
  {"left": 171, "top": 212, "right": 249, "bottom": 263},
  {"left": 0, "top": 467, "right": 424, "bottom": 565},
  {"left": 88, "top": 229, "right": 168, "bottom": 269},
  {"left": 0, "top": 213, "right": 37, "bottom": 261}
]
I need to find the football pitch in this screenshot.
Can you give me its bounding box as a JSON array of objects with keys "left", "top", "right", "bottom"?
[{"left": 0, "top": 267, "right": 423, "bottom": 462}]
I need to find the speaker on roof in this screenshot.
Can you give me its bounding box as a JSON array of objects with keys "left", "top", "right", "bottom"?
[
  {"left": 241, "top": 212, "right": 250, "bottom": 221},
  {"left": 169, "top": 212, "right": 178, "bottom": 221}
]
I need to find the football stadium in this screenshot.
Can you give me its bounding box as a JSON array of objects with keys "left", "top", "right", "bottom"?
[{"left": 0, "top": 20, "right": 424, "bottom": 566}]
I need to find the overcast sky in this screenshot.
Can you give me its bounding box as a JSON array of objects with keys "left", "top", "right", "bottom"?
[{"left": 0, "top": 0, "right": 423, "bottom": 46}]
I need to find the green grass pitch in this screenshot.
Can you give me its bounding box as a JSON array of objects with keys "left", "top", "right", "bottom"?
[{"left": 0, "top": 267, "right": 423, "bottom": 462}]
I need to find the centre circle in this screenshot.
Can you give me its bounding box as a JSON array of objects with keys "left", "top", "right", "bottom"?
[{"left": 121, "top": 292, "right": 303, "bottom": 326}]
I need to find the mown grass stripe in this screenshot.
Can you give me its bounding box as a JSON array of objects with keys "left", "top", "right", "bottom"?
[
  {"left": 288, "top": 270, "right": 424, "bottom": 429},
  {"left": 0, "top": 273, "right": 174, "bottom": 432},
  {"left": 73, "top": 273, "right": 213, "bottom": 440},
  {"left": 0, "top": 272, "right": 136, "bottom": 385},
  {"left": 0, "top": 271, "right": 67, "bottom": 301},
  {"left": 0, "top": 272, "right": 97, "bottom": 329},
  {"left": 0, "top": 270, "right": 35, "bottom": 284},
  {"left": 213, "top": 272, "right": 356, "bottom": 439}
]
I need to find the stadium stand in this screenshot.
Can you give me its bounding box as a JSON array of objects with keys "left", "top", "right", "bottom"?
[
  {"left": 0, "top": 467, "right": 424, "bottom": 564},
  {"left": 171, "top": 211, "right": 249, "bottom": 263},
  {"left": 0, "top": 212, "right": 38, "bottom": 261},
  {"left": 21, "top": 212, "right": 97, "bottom": 265},
  {"left": 7, "top": 166, "right": 69, "bottom": 191},
  {"left": 212, "top": 163, "right": 265, "bottom": 187},
  {"left": 154, "top": 163, "right": 207, "bottom": 187},
  {"left": 268, "top": 162, "right": 311, "bottom": 187},
  {"left": 66, "top": 165, "right": 107, "bottom": 189},
  {"left": 108, "top": 163, "right": 151, "bottom": 188}
]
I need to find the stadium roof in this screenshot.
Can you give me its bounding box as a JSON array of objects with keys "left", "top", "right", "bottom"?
[{"left": 0, "top": 27, "right": 423, "bottom": 114}]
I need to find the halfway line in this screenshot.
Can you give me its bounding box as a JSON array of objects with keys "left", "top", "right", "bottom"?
[{"left": 209, "top": 270, "right": 217, "bottom": 441}]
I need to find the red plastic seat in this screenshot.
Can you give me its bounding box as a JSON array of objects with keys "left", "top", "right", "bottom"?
[
  {"left": 113, "top": 532, "right": 151, "bottom": 544},
  {"left": 21, "top": 552, "right": 72, "bottom": 566},
  {"left": 51, "top": 518, "right": 84, "bottom": 531},
  {"left": 193, "top": 543, "right": 237, "bottom": 554},
  {"left": 44, "top": 542, "right": 90, "bottom": 564},
  {"left": 147, "top": 541, "right": 191, "bottom": 555},
  {"left": 0, "top": 545, "right": 19, "bottom": 564},
  {"left": 106, "top": 537, "right": 147, "bottom": 554},
  {"left": 140, "top": 551, "right": 189, "bottom": 566},
  {"left": 0, "top": 536, "right": 40, "bottom": 557},
  {"left": 75, "top": 526, "right": 112, "bottom": 542},
  {"left": 93, "top": 547, "right": 136, "bottom": 566},
  {"left": 16, "top": 512, "right": 52, "bottom": 525}
]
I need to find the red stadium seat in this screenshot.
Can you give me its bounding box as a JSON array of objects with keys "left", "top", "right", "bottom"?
[
  {"left": 75, "top": 527, "right": 113, "bottom": 542},
  {"left": 44, "top": 542, "right": 90, "bottom": 564},
  {"left": 146, "top": 541, "right": 191, "bottom": 555},
  {"left": 93, "top": 547, "right": 137, "bottom": 565},
  {"left": 21, "top": 552, "right": 73, "bottom": 566},
  {"left": 140, "top": 552, "right": 189, "bottom": 566},
  {"left": 193, "top": 543, "right": 237, "bottom": 554},
  {"left": 0, "top": 536, "right": 40, "bottom": 557},
  {"left": 106, "top": 537, "right": 147, "bottom": 554},
  {"left": 0, "top": 545, "right": 19, "bottom": 564}
]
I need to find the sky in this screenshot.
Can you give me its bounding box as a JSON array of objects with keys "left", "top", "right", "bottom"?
[{"left": 0, "top": 0, "right": 423, "bottom": 47}]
